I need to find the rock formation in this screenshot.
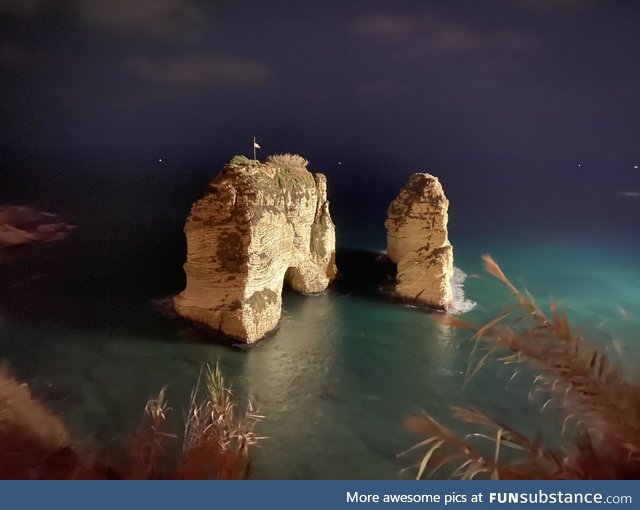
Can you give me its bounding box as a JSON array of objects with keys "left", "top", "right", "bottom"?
[
  {"left": 0, "top": 206, "right": 74, "bottom": 248},
  {"left": 174, "top": 154, "right": 337, "bottom": 343},
  {"left": 385, "top": 173, "right": 453, "bottom": 310}
]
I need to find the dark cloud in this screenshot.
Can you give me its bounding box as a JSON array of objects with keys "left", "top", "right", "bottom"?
[
  {"left": 127, "top": 53, "right": 274, "bottom": 87},
  {"left": 351, "top": 12, "right": 414, "bottom": 40},
  {"left": 75, "top": 0, "right": 205, "bottom": 39},
  {"left": 0, "top": 0, "right": 207, "bottom": 39},
  {"left": 505, "top": 0, "right": 598, "bottom": 11},
  {"left": 352, "top": 10, "right": 540, "bottom": 60},
  {"left": 351, "top": 9, "right": 541, "bottom": 101},
  {"left": 0, "top": 0, "right": 43, "bottom": 16}
]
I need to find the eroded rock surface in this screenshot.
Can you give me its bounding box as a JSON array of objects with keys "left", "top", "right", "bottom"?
[
  {"left": 385, "top": 173, "right": 453, "bottom": 310},
  {"left": 174, "top": 155, "right": 337, "bottom": 343}
]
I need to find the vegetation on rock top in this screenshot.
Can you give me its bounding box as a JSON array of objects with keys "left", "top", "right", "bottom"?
[{"left": 229, "top": 155, "right": 260, "bottom": 167}]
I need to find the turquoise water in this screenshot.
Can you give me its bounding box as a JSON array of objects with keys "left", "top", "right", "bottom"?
[
  {"left": 1, "top": 231, "right": 639, "bottom": 479},
  {"left": 0, "top": 162, "right": 639, "bottom": 478}
]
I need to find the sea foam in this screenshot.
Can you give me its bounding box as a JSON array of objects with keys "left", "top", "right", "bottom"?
[{"left": 449, "top": 266, "right": 477, "bottom": 314}]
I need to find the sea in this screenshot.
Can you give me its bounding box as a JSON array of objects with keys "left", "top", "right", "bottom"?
[{"left": 1, "top": 152, "right": 639, "bottom": 478}]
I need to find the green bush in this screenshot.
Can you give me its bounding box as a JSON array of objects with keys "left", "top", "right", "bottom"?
[{"left": 229, "top": 155, "right": 259, "bottom": 166}]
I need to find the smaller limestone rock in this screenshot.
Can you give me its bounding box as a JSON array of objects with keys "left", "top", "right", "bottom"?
[{"left": 385, "top": 173, "right": 453, "bottom": 310}]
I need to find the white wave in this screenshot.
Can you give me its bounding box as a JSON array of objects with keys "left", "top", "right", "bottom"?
[{"left": 449, "top": 266, "right": 477, "bottom": 314}]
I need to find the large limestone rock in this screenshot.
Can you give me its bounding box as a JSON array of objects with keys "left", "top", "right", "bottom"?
[
  {"left": 385, "top": 173, "right": 453, "bottom": 310},
  {"left": 174, "top": 154, "right": 337, "bottom": 343}
]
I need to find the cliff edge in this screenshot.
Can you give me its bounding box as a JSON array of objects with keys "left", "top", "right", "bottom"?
[
  {"left": 385, "top": 173, "right": 453, "bottom": 310},
  {"left": 0, "top": 206, "right": 73, "bottom": 248},
  {"left": 174, "top": 154, "right": 337, "bottom": 343}
]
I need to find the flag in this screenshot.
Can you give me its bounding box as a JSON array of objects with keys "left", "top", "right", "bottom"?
[{"left": 254, "top": 141, "right": 261, "bottom": 149}]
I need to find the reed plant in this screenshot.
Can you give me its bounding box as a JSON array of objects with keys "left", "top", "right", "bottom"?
[
  {"left": 0, "top": 363, "right": 263, "bottom": 479},
  {"left": 401, "top": 255, "right": 640, "bottom": 480},
  {"left": 176, "top": 362, "right": 264, "bottom": 479}
]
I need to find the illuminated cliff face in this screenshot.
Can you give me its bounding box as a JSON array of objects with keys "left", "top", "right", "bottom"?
[
  {"left": 174, "top": 155, "right": 337, "bottom": 343},
  {"left": 385, "top": 173, "right": 453, "bottom": 310}
]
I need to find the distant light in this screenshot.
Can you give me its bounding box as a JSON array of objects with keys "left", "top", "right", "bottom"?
[
  {"left": 634, "top": 165, "right": 639, "bottom": 169},
  {"left": 158, "top": 158, "right": 163, "bottom": 163},
  {"left": 577, "top": 162, "right": 583, "bottom": 168},
  {"left": 337, "top": 161, "right": 342, "bottom": 165}
]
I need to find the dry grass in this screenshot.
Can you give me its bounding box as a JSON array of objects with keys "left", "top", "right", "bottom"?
[
  {"left": 266, "top": 153, "right": 309, "bottom": 171},
  {"left": 0, "top": 363, "right": 263, "bottom": 479},
  {"left": 126, "top": 362, "right": 263, "bottom": 479},
  {"left": 127, "top": 387, "right": 176, "bottom": 479},
  {"left": 177, "top": 363, "right": 264, "bottom": 479},
  {"left": 402, "top": 255, "right": 640, "bottom": 480}
]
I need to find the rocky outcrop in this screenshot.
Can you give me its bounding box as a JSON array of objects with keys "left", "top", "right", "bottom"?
[
  {"left": 174, "top": 154, "right": 337, "bottom": 343},
  {"left": 0, "top": 206, "right": 74, "bottom": 248},
  {"left": 385, "top": 173, "right": 453, "bottom": 310},
  {"left": 0, "top": 366, "right": 71, "bottom": 479}
]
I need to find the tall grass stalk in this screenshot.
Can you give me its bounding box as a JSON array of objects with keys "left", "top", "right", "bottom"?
[{"left": 402, "top": 255, "right": 640, "bottom": 480}]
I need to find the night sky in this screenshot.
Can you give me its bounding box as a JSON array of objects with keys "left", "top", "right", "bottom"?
[{"left": 2, "top": 0, "right": 640, "bottom": 243}]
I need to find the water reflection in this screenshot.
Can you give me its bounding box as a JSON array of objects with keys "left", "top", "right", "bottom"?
[{"left": 241, "top": 291, "right": 344, "bottom": 478}]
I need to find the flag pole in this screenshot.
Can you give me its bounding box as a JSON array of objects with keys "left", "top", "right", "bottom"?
[{"left": 253, "top": 136, "right": 256, "bottom": 161}]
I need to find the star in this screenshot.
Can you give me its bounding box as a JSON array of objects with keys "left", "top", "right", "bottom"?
[
  {"left": 634, "top": 165, "right": 639, "bottom": 169},
  {"left": 158, "top": 158, "right": 163, "bottom": 163}
]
